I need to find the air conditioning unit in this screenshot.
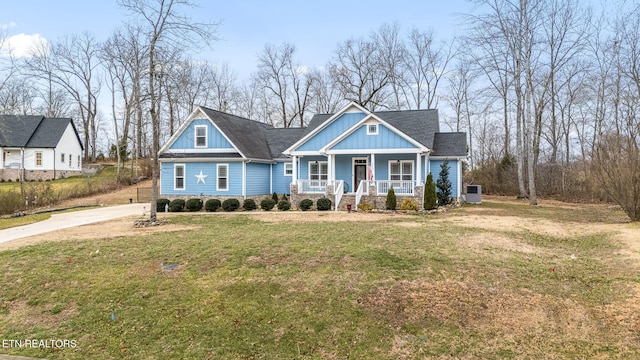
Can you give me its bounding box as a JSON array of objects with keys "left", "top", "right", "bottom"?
[{"left": 466, "top": 185, "right": 482, "bottom": 204}]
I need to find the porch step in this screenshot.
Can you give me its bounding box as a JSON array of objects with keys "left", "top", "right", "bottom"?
[{"left": 336, "top": 194, "right": 357, "bottom": 211}]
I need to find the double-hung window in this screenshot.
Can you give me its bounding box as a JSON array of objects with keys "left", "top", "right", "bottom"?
[
  {"left": 389, "top": 160, "right": 413, "bottom": 194},
  {"left": 309, "top": 161, "right": 328, "bottom": 188},
  {"left": 174, "top": 164, "right": 185, "bottom": 190},
  {"left": 195, "top": 125, "right": 207, "bottom": 148},
  {"left": 217, "top": 164, "right": 228, "bottom": 191},
  {"left": 284, "top": 163, "right": 293, "bottom": 176},
  {"left": 35, "top": 152, "right": 43, "bottom": 167},
  {"left": 60, "top": 153, "right": 65, "bottom": 163}
]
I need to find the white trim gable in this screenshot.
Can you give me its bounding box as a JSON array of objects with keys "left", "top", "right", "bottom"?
[
  {"left": 158, "top": 107, "right": 246, "bottom": 158},
  {"left": 282, "top": 102, "right": 370, "bottom": 155},
  {"left": 319, "top": 114, "right": 429, "bottom": 154}
]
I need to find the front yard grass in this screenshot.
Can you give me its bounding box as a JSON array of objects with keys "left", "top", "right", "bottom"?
[{"left": 0, "top": 200, "right": 639, "bottom": 359}]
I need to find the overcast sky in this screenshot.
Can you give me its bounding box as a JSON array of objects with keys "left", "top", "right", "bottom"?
[{"left": 1, "top": 0, "right": 474, "bottom": 79}]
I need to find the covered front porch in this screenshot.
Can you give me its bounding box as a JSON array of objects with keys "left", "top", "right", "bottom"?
[{"left": 289, "top": 152, "right": 428, "bottom": 210}]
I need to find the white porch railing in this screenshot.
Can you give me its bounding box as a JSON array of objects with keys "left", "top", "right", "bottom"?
[
  {"left": 297, "top": 179, "right": 327, "bottom": 193},
  {"left": 376, "top": 180, "right": 416, "bottom": 195},
  {"left": 333, "top": 180, "right": 344, "bottom": 211},
  {"left": 355, "top": 180, "right": 367, "bottom": 209}
]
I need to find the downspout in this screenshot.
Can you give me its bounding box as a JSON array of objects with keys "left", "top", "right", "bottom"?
[
  {"left": 20, "top": 148, "right": 25, "bottom": 182},
  {"left": 269, "top": 163, "right": 273, "bottom": 195},
  {"left": 53, "top": 148, "right": 56, "bottom": 179},
  {"left": 242, "top": 160, "right": 249, "bottom": 199}
]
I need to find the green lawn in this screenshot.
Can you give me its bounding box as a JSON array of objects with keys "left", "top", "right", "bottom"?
[{"left": 1, "top": 201, "right": 639, "bottom": 359}]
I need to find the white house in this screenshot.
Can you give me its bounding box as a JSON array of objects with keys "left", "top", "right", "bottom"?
[{"left": 0, "top": 115, "right": 84, "bottom": 181}]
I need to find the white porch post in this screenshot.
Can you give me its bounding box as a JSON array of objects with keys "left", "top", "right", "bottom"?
[
  {"left": 327, "top": 154, "right": 334, "bottom": 183},
  {"left": 416, "top": 152, "right": 422, "bottom": 184},
  {"left": 370, "top": 153, "right": 376, "bottom": 186},
  {"left": 291, "top": 155, "right": 298, "bottom": 184}
]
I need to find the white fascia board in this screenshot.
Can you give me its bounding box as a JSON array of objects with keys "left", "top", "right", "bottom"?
[
  {"left": 325, "top": 148, "right": 424, "bottom": 155},
  {"left": 282, "top": 101, "right": 370, "bottom": 155},
  {"left": 158, "top": 157, "right": 246, "bottom": 163},
  {"left": 157, "top": 106, "right": 246, "bottom": 158},
  {"left": 287, "top": 150, "right": 323, "bottom": 156},
  {"left": 165, "top": 148, "right": 241, "bottom": 154}
]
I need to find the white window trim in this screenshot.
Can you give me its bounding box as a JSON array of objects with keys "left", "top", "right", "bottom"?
[
  {"left": 174, "top": 164, "right": 186, "bottom": 191},
  {"left": 217, "top": 163, "right": 229, "bottom": 191},
  {"left": 194, "top": 125, "right": 207, "bottom": 148},
  {"left": 366, "top": 123, "right": 378, "bottom": 135},
  {"left": 60, "top": 153, "right": 65, "bottom": 163},
  {"left": 388, "top": 160, "right": 414, "bottom": 181},
  {"left": 35, "top": 151, "right": 43, "bottom": 167},
  {"left": 308, "top": 161, "right": 328, "bottom": 181},
  {"left": 284, "top": 162, "right": 293, "bottom": 176}
]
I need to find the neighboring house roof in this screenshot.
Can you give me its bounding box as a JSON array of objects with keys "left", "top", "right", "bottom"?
[
  {"left": 0, "top": 115, "right": 44, "bottom": 147},
  {"left": 430, "top": 132, "right": 468, "bottom": 157},
  {"left": 0, "top": 115, "right": 84, "bottom": 150}
]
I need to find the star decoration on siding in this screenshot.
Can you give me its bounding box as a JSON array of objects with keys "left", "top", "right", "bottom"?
[{"left": 195, "top": 170, "right": 208, "bottom": 184}]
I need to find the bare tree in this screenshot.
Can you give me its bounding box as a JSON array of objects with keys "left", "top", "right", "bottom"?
[
  {"left": 118, "top": 0, "right": 218, "bottom": 222},
  {"left": 403, "top": 28, "right": 455, "bottom": 109},
  {"left": 310, "top": 68, "right": 344, "bottom": 114},
  {"left": 329, "top": 37, "right": 390, "bottom": 110},
  {"left": 25, "top": 32, "right": 102, "bottom": 161},
  {"left": 255, "top": 43, "right": 313, "bottom": 127}
]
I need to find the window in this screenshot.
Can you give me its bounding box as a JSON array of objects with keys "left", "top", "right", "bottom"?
[
  {"left": 174, "top": 164, "right": 185, "bottom": 190},
  {"left": 217, "top": 164, "right": 228, "bottom": 191},
  {"left": 195, "top": 125, "right": 207, "bottom": 148},
  {"left": 367, "top": 123, "right": 378, "bottom": 135},
  {"left": 35, "top": 152, "right": 43, "bottom": 167},
  {"left": 389, "top": 160, "right": 413, "bottom": 181},
  {"left": 309, "top": 161, "right": 328, "bottom": 181},
  {"left": 77, "top": 155, "right": 81, "bottom": 168},
  {"left": 284, "top": 162, "right": 293, "bottom": 176},
  {"left": 69, "top": 155, "right": 72, "bottom": 167},
  {"left": 60, "top": 153, "right": 65, "bottom": 163}
]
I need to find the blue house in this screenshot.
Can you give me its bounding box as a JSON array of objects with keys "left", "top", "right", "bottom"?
[{"left": 158, "top": 102, "right": 467, "bottom": 210}]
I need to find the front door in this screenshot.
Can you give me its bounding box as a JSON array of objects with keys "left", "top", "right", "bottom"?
[{"left": 354, "top": 164, "right": 367, "bottom": 192}]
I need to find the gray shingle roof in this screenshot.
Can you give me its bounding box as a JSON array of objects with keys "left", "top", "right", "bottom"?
[
  {"left": 173, "top": 106, "right": 464, "bottom": 161},
  {"left": 430, "top": 132, "right": 468, "bottom": 157},
  {"left": 0, "top": 115, "right": 44, "bottom": 147},
  {"left": 0, "top": 115, "right": 83, "bottom": 149},
  {"left": 306, "top": 109, "right": 441, "bottom": 149},
  {"left": 199, "top": 107, "right": 273, "bottom": 160}
]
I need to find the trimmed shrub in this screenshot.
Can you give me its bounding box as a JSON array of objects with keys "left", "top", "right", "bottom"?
[
  {"left": 185, "top": 198, "right": 203, "bottom": 212},
  {"left": 168, "top": 199, "right": 185, "bottom": 212},
  {"left": 358, "top": 201, "right": 374, "bottom": 211},
  {"left": 299, "top": 198, "right": 313, "bottom": 211},
  {"left": 281, "top": 194, "right": 288, "bottom": 202},
  {"left": 277, "top": 200, "right": 291, "bottom": 211},
  {"left": 316, "top": 197, "right": 332, "bottom": 211},
  {"left": 260, "top": 198, "right": 276, "bottom": 211},
  {"left": 386, "top": 187, "right": 397, "bottom": 210},
  {"left": 243, "top": 198, "right": 257, "bottom": 211},
  {"left": 400, "top": 198, "right": 419, "bottom": 211},
  {"left": 424, "top": 173, "right": 437, "bottom": 210},
  {"left": 222, "top": 198, "right": 240, "bottom": 212},
  {"left": 157, "top": 198, "right": 171, "bottom": 212},
  {"left": 205, "top": 199, "right": 221, "bottom": 212},
  {"left": 272, "top": 192, "right": 279, "bottom": 203}
]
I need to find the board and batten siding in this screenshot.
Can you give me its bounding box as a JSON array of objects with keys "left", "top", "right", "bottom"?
[
  {"left": 296, "top": 112, "right": 365, "bottom": 152},
  {"left": 169, "top": 119, "right": 234, "bottom": 150},
  {"left": 160, "top": 161, "right": 242, "bottom": 196},
  {"left": 330, "top": 124, "right": 415, "bottom": 150}
]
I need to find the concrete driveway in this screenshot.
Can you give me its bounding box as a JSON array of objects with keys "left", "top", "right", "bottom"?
[{"left": 0, "top": 203, "right": 149, "bottom": 245}]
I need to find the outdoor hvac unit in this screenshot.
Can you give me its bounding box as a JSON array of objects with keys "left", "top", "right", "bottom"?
[{"left": 466, "top": 185, "right": 482, "bottom": 204}]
